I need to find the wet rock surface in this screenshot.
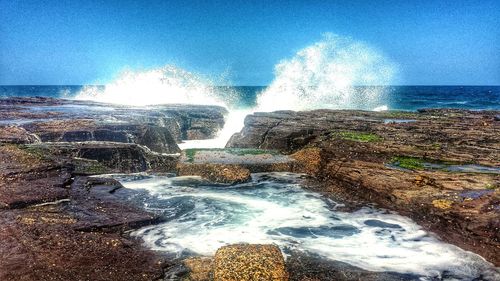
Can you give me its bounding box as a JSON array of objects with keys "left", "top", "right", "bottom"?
[
  {"left": 0, "top": 144, "right": 167, "bottom": 281},
  {"left": 285, "top": 251, "right": 420, "bottom": 281},
  {"left": 176, "top": 148, "right": 297, "bottom": 183},
  {"left": 0, "top": 96, "right": 228, "bottom": 150},
  {"left": 227, "top": 109, "right": 500, "bottom": 266},
  {"left": 24, "top": 142, "right": 179, "bottom": 174},
  {"left": 177, "top": 163, "right": 252, "bottom": 184},
  {"left": 0, "top": 97, "right": 230, "bottom": 280},
  {"left": 2, "top": 96, "right": 499, "bottom": 279}
]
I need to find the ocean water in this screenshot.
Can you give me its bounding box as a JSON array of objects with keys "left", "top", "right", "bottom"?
[
  {"left": 1, "top": 85, "right": 499, "bottom": 111},
  {"left": 115, "top": 173, "right": 499, "bottom": 280}
]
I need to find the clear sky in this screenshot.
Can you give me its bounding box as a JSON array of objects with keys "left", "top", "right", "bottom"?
[{"left": 0, "top": 0, "right": 499, "bottom": 85}]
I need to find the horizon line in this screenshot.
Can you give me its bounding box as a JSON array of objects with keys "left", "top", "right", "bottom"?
[{"left": 1, "top": 84, "right": 500, "bottom": 87}]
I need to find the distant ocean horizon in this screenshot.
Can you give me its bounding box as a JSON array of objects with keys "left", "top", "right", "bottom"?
[{"left": 1, "top": 85, "right": 499, "bottom": 111}]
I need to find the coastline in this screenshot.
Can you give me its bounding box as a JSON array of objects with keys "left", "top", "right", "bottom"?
[{"left": 0, "top": 97, "right": 498, "bottom": 280}]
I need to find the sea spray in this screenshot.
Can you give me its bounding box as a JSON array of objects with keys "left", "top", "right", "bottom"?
[
  {"left": 75, "top": 65, "right": 236, "bottom": 107},
  {"left": 256, "top": 33, "right": 396, "bottom": 112},
  {"left": 75, "top": 34, "right": 397, "bottom": 148}
]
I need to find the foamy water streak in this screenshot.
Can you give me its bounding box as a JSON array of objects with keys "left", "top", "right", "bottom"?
[
  {"left": 75, "top": 65, "right": 231, "bottom": 107},
  {"left": 178, "top": 109, "right": 252, "bottom": 149},
  {"left": 256, "top": 33, "right": 395, "bottom": 111},
  {"left": 121, "top": 173, "right": 498, "bottom": 280}
]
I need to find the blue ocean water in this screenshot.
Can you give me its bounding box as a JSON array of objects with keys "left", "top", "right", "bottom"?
[{"left": 0, "top": 85, "right": 499, "bottom": 111}]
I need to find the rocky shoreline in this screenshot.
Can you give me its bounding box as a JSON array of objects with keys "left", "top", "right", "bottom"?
[
  {"left": 0, "top": 97, "right": 498, "bottom": 280},
  {"left": 227, "top": 109, "right": 500, "bottom": 266}
]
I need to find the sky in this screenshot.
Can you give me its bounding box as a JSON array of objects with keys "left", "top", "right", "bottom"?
[{"left": 0, "top": 0, "right": 499, "bottom": 85}]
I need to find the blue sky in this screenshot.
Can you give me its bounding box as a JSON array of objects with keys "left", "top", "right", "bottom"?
[{"left": 0, "top": 0, "right": 499, "bottom": 85}]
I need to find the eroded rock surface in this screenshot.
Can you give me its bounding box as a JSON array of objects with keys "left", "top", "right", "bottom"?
[{"left": 227, "top": 109, "right": 500, "bottom": 265}]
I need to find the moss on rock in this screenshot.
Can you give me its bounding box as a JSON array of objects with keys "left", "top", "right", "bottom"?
[
  {"left": 391, "top": 156, "right": 426, "bottom": 170},
  {"left": 333, "top": 131, "right": 382, "bottom": 142}
]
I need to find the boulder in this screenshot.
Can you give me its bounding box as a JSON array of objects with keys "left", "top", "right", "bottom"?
[{"left": 214, "top": 244, "right": 288, "bottom": 281}]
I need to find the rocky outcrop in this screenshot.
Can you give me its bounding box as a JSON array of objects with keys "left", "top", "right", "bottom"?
[
  {"left": 227, "top": 109, "right": 499, "bottom": 167},
  {"left": 23, "top": 142, "right": 178, "bottom": 174},
  {"left": 0, "top": 97, "right": 234, "bottom": 280},
  {"left": 214, "top": 244, "right": 288, "bottom": 281},
  {"left": 0, "top": 144, "right": 167, "bottom": 281},
  {"left": 0, "top": 97, "right": 227, "bottom": 143},
  {"left": 227, "top": 109, "right": 500, "bottom": 266},
  {"left": 0, "top": 144, "right": 71, "bottom": 209},
  {"left": 181, "top": 148, "right": 296, "bottom": 173},
  {"left": 23, "top": 120, "right": 180, "bottom": 154}
]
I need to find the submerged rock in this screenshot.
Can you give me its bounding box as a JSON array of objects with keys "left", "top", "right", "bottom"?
[
  {"left": 285, "top": 251, "right": 420, "bottom": 281},
  {"left": 214, "top": 244, "right": 288, "bottom": 281}
]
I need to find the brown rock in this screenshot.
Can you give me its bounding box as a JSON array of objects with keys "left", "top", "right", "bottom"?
[
  {"left": 226, "top": 109, "right": 500, "bottom": 266},
  {"left": 0, "top": 126, "right": 40, "bottom": 144},
  {"left": 0, "top": 144, "right": 166, "bottom": 280},
  {"left": 183, "top": 257, "right": 214, "bottom": 281},
  {"left": 177, "top": 163, "right": 251, "bottom": 184},
  {"left": 214, "top": 244, "right": 288, "bottom": 281},
  {"left": 291, "top": 147, "right": 324, "bottom": 175}
]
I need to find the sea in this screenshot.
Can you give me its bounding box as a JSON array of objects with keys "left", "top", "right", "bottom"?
[{"left": 1, "top": 85, "right": 499, "bottom": 111}]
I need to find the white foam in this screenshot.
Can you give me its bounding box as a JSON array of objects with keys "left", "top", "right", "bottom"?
[
  {"left": 75, "top": 65, "right": 232, "bottom": 107},
  {"left": 123, "top": 173, "right": 498, "bottom": 279}
]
